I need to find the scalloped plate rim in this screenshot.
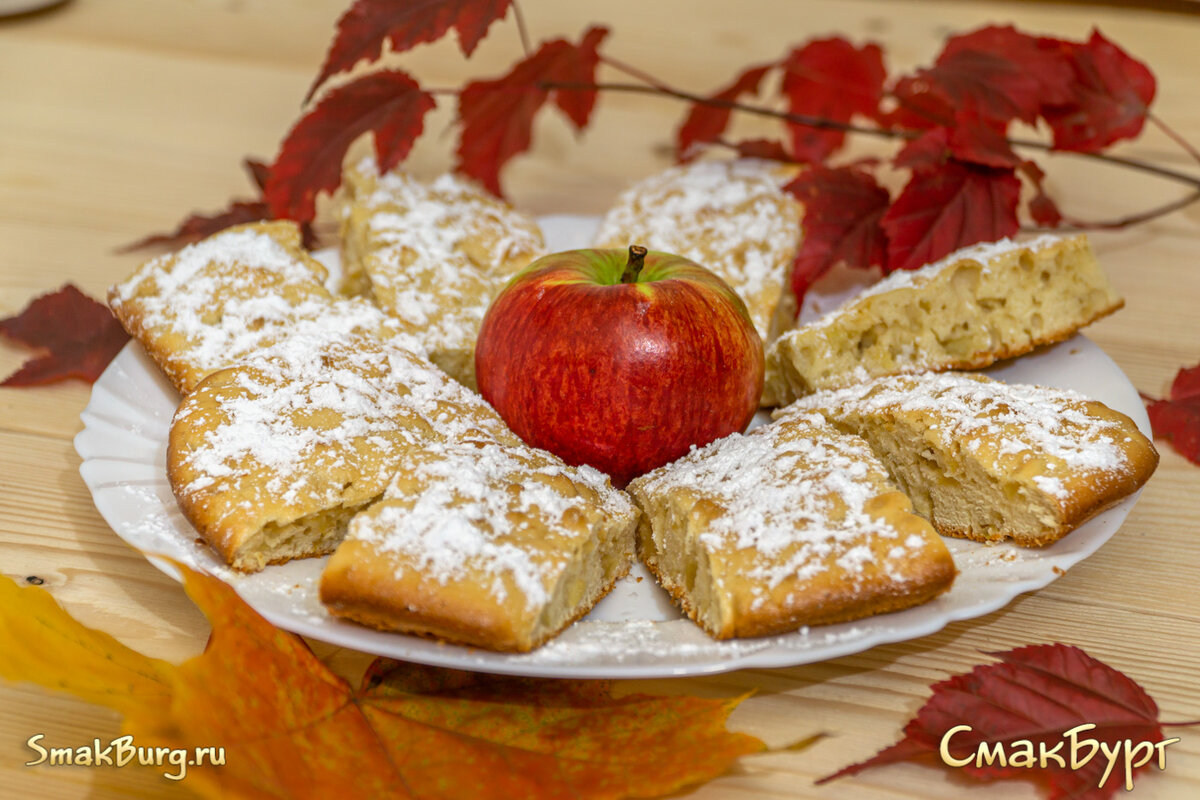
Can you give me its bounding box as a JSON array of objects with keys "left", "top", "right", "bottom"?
[{"left": 75, "top": 215, "right": 1151, "bottom": 678}]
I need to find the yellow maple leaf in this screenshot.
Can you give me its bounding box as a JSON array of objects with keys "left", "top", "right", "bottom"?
[{"left": 0, "top": 565, "right": 766, "bottom": 799}]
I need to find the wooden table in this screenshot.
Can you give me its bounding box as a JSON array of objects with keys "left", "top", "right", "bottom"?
[{"left": 2, "top": 1, "right": 1199, "bottom": 797}]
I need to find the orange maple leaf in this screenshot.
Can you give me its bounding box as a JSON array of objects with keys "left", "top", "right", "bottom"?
[{"left": 0, "top": 565, "right": 765, "bottom": 799}]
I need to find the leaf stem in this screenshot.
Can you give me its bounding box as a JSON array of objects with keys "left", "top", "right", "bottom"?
[
  {"left": 510, "top": 0, "right": 532, "bottom": 58},
  {"left": 599, "top": 54, "right": 679, "bottom": 95},
  {"left": 1151, "top": 113, "right": 1200, "bottom": 167}
]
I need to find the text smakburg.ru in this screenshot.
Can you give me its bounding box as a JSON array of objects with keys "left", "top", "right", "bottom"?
[{"left": 26, "top": 734, "right": 224, "bottom": 781}]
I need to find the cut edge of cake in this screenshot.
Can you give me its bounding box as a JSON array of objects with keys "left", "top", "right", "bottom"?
[
  {"left": 627, "top": 413, "right": 957, "bottom": 639},
  {"left": 779, "top": 372, "right": 1159, "bottom": 548},
  {"left": 764, "top": 234, "right": 1123, "bottom": 405},
  {"left": 318, "top": 441, "right": 640, "bottom": 652}
]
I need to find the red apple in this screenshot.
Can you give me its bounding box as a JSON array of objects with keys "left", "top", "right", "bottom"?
[{"left": 475, "top": 245, "right": 764, "bottom": 487}]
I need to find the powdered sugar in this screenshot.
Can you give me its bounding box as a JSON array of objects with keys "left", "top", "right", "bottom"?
[
  {"left": 173, "top": 333, "right": 509, "bottom": 509},
  {"left": 788, "top": 373, "right": 1131, "bottom": 492},
  {"left": 341, "top": 160, "right": 544, "bottom": 358},
  {"left": 848, "top": 234, "right": 1062, "bottom": 304},
  {"left": 634, "top": 413, "right": 917, "bottom": 590},
  {"left": 349, "top": 441, "right": 633, "bottom": 610},
  {"left": 121, "top": 227, "right": 313, "bottom": 299},
  {"left": 110, "top": 223, "right": 410, "bottom": 391},
  {"left": 593, "top": 158, "right": 801, "bottom": 338}
]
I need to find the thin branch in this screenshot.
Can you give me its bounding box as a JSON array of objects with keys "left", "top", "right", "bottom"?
[
  {"left": 1024, "top": 188, "right": 1200, "bottom": 233},
  {"left": 1008, "top": 135, "right": 1200, "bottom": 190},
  {"left": 541, "top": 80, "right": 905, "bottom": 144},
  {"left": 1151, "top": 113, "right": 1200, "bottom": 166},
  {"left": 540, "top": 79, "right": 1200, "bottom": 192},
  {"left": 510, "top": 0, "right": 532, "bottom": 58},
  {"left": 599, "top": 54, "right": 679, "bottom": 94}
]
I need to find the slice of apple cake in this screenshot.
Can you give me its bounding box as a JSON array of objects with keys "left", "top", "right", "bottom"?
[
  {"left": 764, "top": 234, "right": 1123, "bottom": 404},
  {"left": 108, "top": 220, "right": 406, "bottom": 394},
  {"left": 320, "top": 440, "right": 639, "bottom": 653},
  {"left": 337, "top": 160, "right": 546, "bottom": 388},
  {"left": 626, "top": 412, "right": 955, "bottom": 639},
  {"left": 168, "top": 331, "right": 519, "bottom": 572},
  {"left": 781, "top": 372, "right": 1158, "bottom": 547}
]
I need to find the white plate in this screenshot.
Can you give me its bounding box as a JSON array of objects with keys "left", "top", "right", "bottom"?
[{"left": 76, "top": 216, "right": 1152, "bottom": 678}]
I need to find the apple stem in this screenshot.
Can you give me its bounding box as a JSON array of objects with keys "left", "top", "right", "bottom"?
[{"left": 621, "top": 245, "right": 648, "bottom": 284}]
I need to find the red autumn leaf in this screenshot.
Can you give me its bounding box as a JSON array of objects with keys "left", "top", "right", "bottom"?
[
  {"left": 1144, "top": 362, "right": 1200, "bottom": 465},
  {"left": 1166, "top": 363, "right": 1200, "bottom": 399},
  {"left": 306, "top": 0, "right": 512, "bottom": 102},
  {"left": 882, "top": 159, "right": 1020, "bottom": 272},
  {"left": 879, "top": 75, "right": 956, "bottom": 131},
  {"left": 819, "top": 643, "right": 1182, "bottom": 800},
  {"left": 784, "top": 165, "right": 890, "bottom": 303},
  {"left": 1017, "top": 159, "right": 1066, "bottom": 228},
  {"left": 917, "top": 49, "right": 1042, "bottom": 125},
  {"left": 1029, "top": 191, "right": 1065, "bottom": 227},
  {"left": 940, "top": 25, "right": 1076, "bottom": 107},
  {"left": 676, "top": 64, "right": 772, "bottom": 161},
  {"left": 456, "top": 27, "right": 607, "bottom": 197},
  {"left": 240, "top": 160, "right": 322, "bottom": 248},
  {"left": 265, "top": 69, "right": 436, "bottom": 223},
  {"left": 780, "top": 38, "right": 886, "bottom": 163},
  {"left": 0, "top": 285, "right": 129, "bottom": 386},
  {"left": 883, "top": 25, "right": 1072, "bottom": 132},
  {"left": 894, "top": 117, "right": 1019, "bottom": 172},
  {"left": 723, "top": 138, "right": 795, "bottom": 162},
  {"left": 1040, "top": 30, "right": 1156, "bottom": 153},
  {"left": 117, "top": 200, "right": 272, "bottom": 253},
  {"left": 244, "top": 157, "right": 273, "bottom": 192},
  {"left": 894, "top": 127, "right": 951, "bottom": 172},
  {"left": 948, "top": 114, "right": 1020, "bottom": 168}
]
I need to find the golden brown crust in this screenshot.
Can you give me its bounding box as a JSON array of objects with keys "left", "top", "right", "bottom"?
[
  {"left": 167, "top": 335, "right": 517, "bottom": 573},
  {"left": 320, "top": 539, "right": 530, "bottom": 651},
  {"left": 628, "top": 415, "right": 956, "bottom": 640},
  {"left": 765, "top": 234, "right": 1124, "bottom": 404},
  {"left": 322, "top": 536, "right": 635, "bottom": 653},
  {"left": 637, "top": 491, "right": 956, "bottom": 640},
  {"left": 318, "top": 440, "right": 639, "bottom": 652},
  {"left": 108, "top": 220, "right": 405, "bottom": 397},
  {"left": 766, "top": 298, "right": 1126, "bottom": 404},
  {"left": 337, "top": 162, "right": 545, "bottom": 387},
  {"left": 108, "top": 221, "right": 330, "bottom": 395},
  {"left": 932, "top": 434, "right": 1156, "bottom": 549},
  {"left": 167, "top": 362, "right": 416, "bottom": 572},
  {"left": 785, "top": 373, "right": 1158, "bottom": 548}
]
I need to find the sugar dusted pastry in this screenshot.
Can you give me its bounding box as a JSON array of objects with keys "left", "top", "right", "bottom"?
[
  {"left": 626, "top": 413, "right": 955, "bottom": 639},
  {"left": 781, "top": 372, "right": 1158, "bottom": 547},
  {"left": 168, "top": 332, "right": 519, "bottom": 573},
  {"left": 593, "top": 158, "right": 803, "bottom": 345},
  {"left": 108, "top": 221, "right": 403, "bottom": 394},
  {"left": 338, "top": 160, "right": 546, "bottom": 388},
  {"left": 320, "top": 440, "right": 639, "bottom": 652},
  {"left": 764, "top": 234, "right": 1123, "bottom": 404}
]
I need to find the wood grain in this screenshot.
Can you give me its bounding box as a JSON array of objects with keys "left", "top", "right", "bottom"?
[{"left": 1, "top": 1, "right": 1199, "bottom": 797}]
